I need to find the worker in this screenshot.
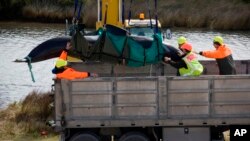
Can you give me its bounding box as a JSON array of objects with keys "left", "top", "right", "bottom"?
[
  {"left": 197, "top": 36, "right": 236, "bottom": 75},
  {"left": 163, "top": 42, "right": 203, "bottom": 76},
  {"left": 52, "top": 42, "right": 98, "bottom": 79}
]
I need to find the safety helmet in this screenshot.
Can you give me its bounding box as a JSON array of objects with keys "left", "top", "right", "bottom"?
[
  {"left": 139, "top": 13, "right": 145, "bottom": 20},
  {"left": 177, "top": 36, "right": 187, "bottom": 45},
  {"left": 55, "top": 59, "right": 67, "bottom": 68},
  {"left": 213, "top": 36, "right": 223, "bottom": 45},
  {"left": 180, "top": 43, "right": 192, "bottom": 51}
]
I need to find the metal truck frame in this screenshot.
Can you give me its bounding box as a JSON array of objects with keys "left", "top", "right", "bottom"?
[{"left": 53, "top": 60, "right": 250, "bottom": 141}]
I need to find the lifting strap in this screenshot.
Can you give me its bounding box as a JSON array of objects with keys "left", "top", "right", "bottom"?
[
  {"left": 77, "top": 2, "right": 83, "bottom": 21},
  {"left": 122, "top": 0, "right": 125, "bottom": 25},
  {"left": 72, "top": 0, "right": 78, "bottom": 23},
  {"left": 154, "top": 0, "right": 159, "bottom": 33},
  {"left": 147, "top": 0, "right": 153, "bottom": 29},
  {"left": 104, "top": 3, "right": 109, "bottom": 26},
  {"left": 128, "top": 0, "right": 133, "bottom": 24},
  {"left": 26, "top": 56, "right": 35, "bottom": 82}
]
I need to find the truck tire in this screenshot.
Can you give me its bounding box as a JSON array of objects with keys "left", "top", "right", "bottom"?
[
  {"left": 69, "top": 132, "right": 100, "bottom": 141},
  {"left": 119, "top": 132, "right": 150, "bottom": 141}
]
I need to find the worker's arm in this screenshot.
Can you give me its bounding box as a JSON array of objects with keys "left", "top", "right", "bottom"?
[
  {"left": 200, "top": 50, "right": 222, "bottom": 58},
  {"left": 56, "top": 68, "right": 89, "bottom": 80},
  {"left": 71, "top": 71, "right": 98, "bottom": 79},
  {"left": 59, "top": 51, "right": 68, "bottom": 60},
  {"left": 200, "top": 46, "right": 232, "bottom": 59},
  {"left": 168, "top": 60, "right": 187, "bottom": 69},
  {"left": 59, "top": 42, "right": 72, "bottom": 60},
  {"left": 57, "top": 68, "right": 98, "bottom": 80},
  {"left": 71, "top": 70, "right": 90, "bottom": 79},
  {"left": 163, "top": 57, "right": 187, "bottom": 69}
]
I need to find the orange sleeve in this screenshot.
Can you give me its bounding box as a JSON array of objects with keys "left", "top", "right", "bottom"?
[
  {"left": 59, "top": 50, "right": 68, "bottom": 60},
  {"left": 70, "top": 70, "right": 89, "bottom": 79},
  {"left": 202, "top": 46, "right": 232, "bottom": 59},
  {"left": 202, "top": 50, "right": 222, "bottom": 58},
  {"left": 56, "top": 68, "right": 89, "bottom": 80}
]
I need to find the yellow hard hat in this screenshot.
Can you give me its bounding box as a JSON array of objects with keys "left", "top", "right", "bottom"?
[
  {"left": 213, "top": 36, "right": 223, "bottom": 45},
  {"left": 55, "top": 59, "right": 67, "bottom": 68},
  {"left": 139, "top": 13, "right": 145, "bottom": 20},
  {"left": 177, "top": 36, "right": 187, "bottom": 45}
]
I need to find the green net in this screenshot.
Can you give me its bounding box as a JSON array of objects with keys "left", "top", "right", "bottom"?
[
  {"left": 126, "top": 34, "right": 164, "bottom": 67},
  {"left": 72, "top": 24, "right": 166, "bottom": 67},
  {"left": 104, "top": 25, "right": 165, "bottom": 67},
  {"left": 106, "top": 32, "right": 127, "bottom": 55}
]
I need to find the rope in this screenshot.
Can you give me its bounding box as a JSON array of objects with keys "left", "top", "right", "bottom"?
[
  {"left": 72, "top": 0, "right": 79, "bottom": 24},
  {"left": 147, "top": 0, "right": 153, "bottom": 29},
  {"left": 122, "top": 0, "right": 125, "bottom": 25},
  {"left": 77, "top": 2, "right": 83, "bottom": 21},
  {"left": 74, "top": 0, "right": 78, "bottom": 17},
  {"left": 104, "top": 3, "right": 108, "bottom": 26},
  {"left": 100, "top": 0, "right": 102, "bottom": 21},
  {"left": 128, "top": 0, "right": 133, "bottom": 24},
  {"left": 26, "top": 56, "right": 35, "bottom": 82},
  {"left": 154, "top": 0, "right": 159, "bottom": 33}
]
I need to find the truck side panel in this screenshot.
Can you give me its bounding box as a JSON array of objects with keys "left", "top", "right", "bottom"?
[
  {"left": 55, "top": 75, "right": 250, "bottom": 128},
  {"left": 213, "top": 78, "right": 250, "bottom": 117},
  {"left": 167, "top": 78, "right": 210, "bottom": 118}
]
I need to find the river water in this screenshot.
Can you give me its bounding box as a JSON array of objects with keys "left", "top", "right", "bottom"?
[{"left": 0, "top": 22, "right": 250, "bottom": 109}]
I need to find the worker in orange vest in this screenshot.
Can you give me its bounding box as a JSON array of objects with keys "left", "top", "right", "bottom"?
[
  {"left": 52, "top": 42, "right": 98, "bottom": 79},
  {"left": 196, "top": 36, "right": 236, "bottom": 75}
]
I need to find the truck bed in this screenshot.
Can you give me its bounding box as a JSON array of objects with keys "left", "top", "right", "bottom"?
[{"left": 54, "top": 74, "right": 250, "bottom": 129}]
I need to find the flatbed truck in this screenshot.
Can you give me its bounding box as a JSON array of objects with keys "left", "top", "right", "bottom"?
[{"left": 52, "top": 60, "right": 250, "bottom": 141}]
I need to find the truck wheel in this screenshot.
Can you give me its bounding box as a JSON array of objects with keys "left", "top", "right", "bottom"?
[
  {"left": 69, "top": 132, "right": 100, "bottom": 141},
  {"left": 119, "top": 132, "right": 149, "bottom": 141}
]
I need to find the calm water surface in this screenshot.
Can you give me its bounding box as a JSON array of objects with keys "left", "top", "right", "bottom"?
[
  {"left": 0, "top": 22, "right": 65, "bottom": 108},
  {"left": 0, "top": 22, "right": 250, "bottom": 108}
]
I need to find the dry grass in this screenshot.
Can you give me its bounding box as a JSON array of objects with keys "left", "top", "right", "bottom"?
[
  {"left": 20, "top": 0, "right": 250, "bottom": 29},
  {"left": 22, "top": 4, "right": 72, "bottom": 22},
  {"left": 1, "top": 0, "right": 250, "bottom": 29},
  {"left": 82, "top": 0, "right": 97, "bottom": 27},
  {"left": 0, "top": 90, "right": 55, "bottom": 140},
  {"left": 158, "top": 0, "right": 250, "bottom": 29}
]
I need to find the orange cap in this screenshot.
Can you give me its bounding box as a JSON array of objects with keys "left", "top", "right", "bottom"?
[{"left": 181, "top": 43, "right": 192, "bottom": 51}]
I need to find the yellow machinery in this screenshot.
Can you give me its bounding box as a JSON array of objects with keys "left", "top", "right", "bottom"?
[
  {"left": 95, "top": 0, "right": 162, "bottom": 38},
  {"left": 96, "top": 0, "right": 124, "bottom": 29}
]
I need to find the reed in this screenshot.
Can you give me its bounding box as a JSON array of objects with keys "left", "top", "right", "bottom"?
[
  {"left": 157, "top": 0, "right": 250, "bottom": 29},
  {"left": 82, "top": 0, "right": 97, "bottom": 27},
  {"left": 0, "top": 91, "right": 54, "bottom": 140},
  {"left": 22, "top": 3, "right": 72, "bottom": 22},
  {"left": 0, "top": 0, "right": 249, "bottom": 29},
  {"left": 16, "top": 91, "right": 53, "bottom": 123}
]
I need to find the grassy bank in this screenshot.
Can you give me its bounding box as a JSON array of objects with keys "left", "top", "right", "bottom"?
[
  {"left": 0, "top": 0, "right": 250, "bottom": 29},
  {"left": 0, "top": 91, "right": 57, "bottom": 141}
]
